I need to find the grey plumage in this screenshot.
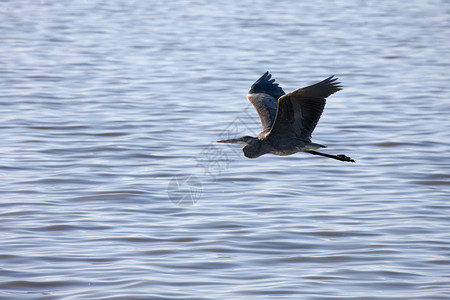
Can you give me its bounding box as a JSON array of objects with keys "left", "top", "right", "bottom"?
[{"left": 218, "top": 72, "right": 354, "bottom": 162}]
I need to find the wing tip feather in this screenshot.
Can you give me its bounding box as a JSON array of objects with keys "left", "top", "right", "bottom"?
[
  {"left": 323, "top": 75, "right": 343, "bottom": 92},
  {"left": 248, "top": 71, "right": 285, "bottom": 99}
]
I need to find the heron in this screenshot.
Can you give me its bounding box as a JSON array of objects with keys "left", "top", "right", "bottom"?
[{"left": 217, "top": 72, "right": 355, "bottom": 162}]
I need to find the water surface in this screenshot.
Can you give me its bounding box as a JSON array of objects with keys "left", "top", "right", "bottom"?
[{"left": 1, "top": 1, "right": 449, "bottom": 299}]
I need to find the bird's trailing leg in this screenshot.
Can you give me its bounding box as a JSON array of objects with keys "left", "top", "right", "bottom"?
[{"left": 307, "top": 151, "right": 355, "bottom": 163}]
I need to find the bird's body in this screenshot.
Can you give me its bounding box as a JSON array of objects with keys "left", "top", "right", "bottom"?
[{"left": 218, "top": 72, "right": 354, "bottom": 162}]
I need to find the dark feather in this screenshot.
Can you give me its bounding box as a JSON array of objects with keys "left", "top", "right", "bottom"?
[
  {"left": 269, "top": 76, "right": 342, "bottom": 142},
  {"left": 248, "top": 71, "right": 285, "bottom": 99},
  {"left": 247, "top": 72, "right": 285, "bottom": 133},
  {"left": 293, "top": 75, "right": 342, "bottom": 99}
]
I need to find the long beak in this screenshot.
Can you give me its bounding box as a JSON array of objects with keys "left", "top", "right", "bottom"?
[{"left": 217, "top": 138, "right": 246, "bottom": 145}]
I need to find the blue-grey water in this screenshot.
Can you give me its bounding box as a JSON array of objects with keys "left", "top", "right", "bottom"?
[{"left": 1, "top": 1, "right": 449, "bottom": 299}]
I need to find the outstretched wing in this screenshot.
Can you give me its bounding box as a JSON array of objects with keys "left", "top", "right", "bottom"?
[
  {"left": 247, "top": 72, "right": 285, "bottom": 133},
  {"left": 268, "top": 76, "right": 342, "bottom": 142}
]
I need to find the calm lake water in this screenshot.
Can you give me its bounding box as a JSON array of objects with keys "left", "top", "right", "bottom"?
[{"left": 1, "top": 1, "right": 449, "bottom": 299}]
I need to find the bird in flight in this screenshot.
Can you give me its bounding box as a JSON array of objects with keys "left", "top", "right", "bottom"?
[{"left": 218, "top": 72, "right": 354, "bottom": 162}]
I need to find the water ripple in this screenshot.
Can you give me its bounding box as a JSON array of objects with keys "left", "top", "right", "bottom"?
[{"left": 0, "top": 0, "right": 449, "bottom": 299}]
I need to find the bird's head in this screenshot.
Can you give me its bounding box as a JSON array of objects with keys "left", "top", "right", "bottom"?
[{"left": 217, "top": 136, "right": 262, "bottom": 159}]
